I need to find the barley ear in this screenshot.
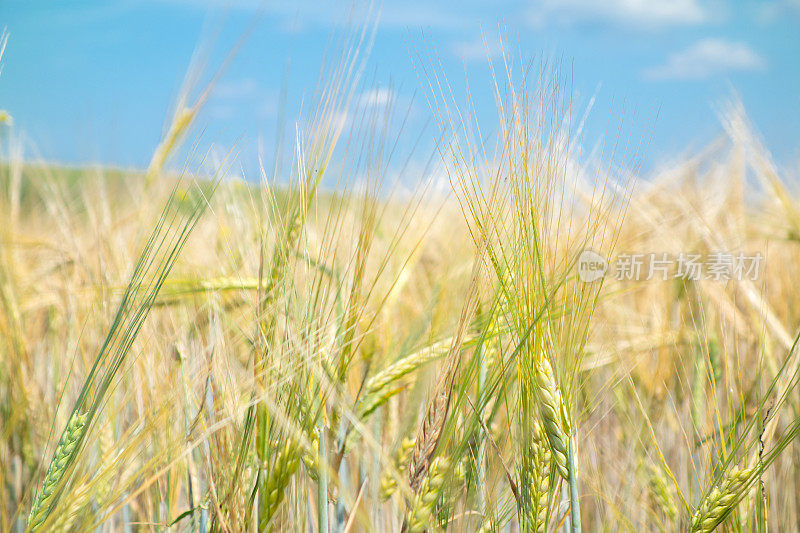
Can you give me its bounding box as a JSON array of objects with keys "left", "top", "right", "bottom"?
[
  {"left": 407, "top": 364, "right": 457, "bottom": 493},
  {"left": 358, "top": 340, "right": 450, "bottom": 418},
  {"left": 690, "top": 467, "right": 755, "bottom": 532},
  {"left": 27, "top": 411, "right": 89, "bottom": 531},
  {"left": 405, "top": 456, "right": 450, "bottom": 533},
  {"left": 533, "top": 353, "right": 571, "bottom": 480},
  {"left": 519, "top": 421, "right": 552, "bottom": 533},
  {"left": 259, "top": 436, "right": 302, "bottom": 531},
  {"left": 379, "top": 437, "right": 416, "bottom": 501},
  {"left": 647, "top": 462, "right": 678, "bottom": 522}
]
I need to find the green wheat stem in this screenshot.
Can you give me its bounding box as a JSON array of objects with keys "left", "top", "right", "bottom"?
[
  {"left": 477, "top": 340, "right": 487, "bottom": 519},
  {"left": 317, "top": 426, "right": 329, "bottom": 533},
  {"left": 568, "top": 437, "right": 581, "bottom": 533}
]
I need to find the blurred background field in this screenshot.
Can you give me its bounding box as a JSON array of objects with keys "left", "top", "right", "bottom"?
[{"left": 1, "top": 3, "right": 800, "bottom": 532}]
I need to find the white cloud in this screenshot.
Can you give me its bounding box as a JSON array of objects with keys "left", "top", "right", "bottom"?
[
  {"left": 644, "top": 39, "right": 766, "bottom": 80},
  {"left": 451, "top": 34, "right": 504, "bottom": 62},
  {"left": 153, "top": 0, "right": 475, "bottom": 32},
  {"left": 757, "top": 0, "right": 800, "bottom": 23},
  {"left": 528, "top": 0, "right": 708, "bottom": 28},
  {"left": 207, "top": 104, "right": 236, "bottom": 120},
  {"left": 376, "top": 3, "right": 473, "bottom": 31},
  {"left": 257, "top": 93, "right": 279, "bottom": 119},
  {"left": 214, "top": 78, "right": 257, "bottom": 100},
  {"left": 358, "top": 87, "right": 395, "bottom": 108}
]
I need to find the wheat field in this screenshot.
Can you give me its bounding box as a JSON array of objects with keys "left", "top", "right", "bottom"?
[{"left": 1, "top": 20, "right": 800, "bottom": 533}]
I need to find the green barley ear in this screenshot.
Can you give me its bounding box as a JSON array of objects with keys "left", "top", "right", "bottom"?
[
  {"left": 646, "top": 462, "right": 677, "bottom": 523},
  {"left": 145, "top": 106, "right": 196, "bottom": 186},
  {"left": 27, "top": 411, "right": 89, "bottom": 531},
  {"left": 690, "top": 356, "right": 706, "bottom": 431},
  {"left": 26, "top": 176, "right": 219, "bottom": 531},
  {"left": 302, "top": 429, "right": 320, "bottom": 481},
  {"left": 519, "top": 421, "right": 552, "bottom": 533},
  {"left": 405, "top": 456, "right": 450, "bottom": 533},
  {"left": 690, "top": 466, "right": 755, "bottom": 532},
  {"left": 357, "top": 340, "right": 451, "bottom": 418},
  {"left": 533, "top": 351, "right": 571, "bottom": 480},
  {"left": 379, "top": 437, "right": 415, "bottom": 501},
  {"left": 707, "top": 335, "right": 722, "bottom": 385},
  {"left": 482, "top": 314, "right": 500, "bottom": 370},
  {"left": 259, "top": 436, "right": 302, "bottom": 530}
]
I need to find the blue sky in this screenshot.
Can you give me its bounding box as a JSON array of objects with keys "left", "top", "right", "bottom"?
[{"left": 1, "top": 0, "right": 798, "bottom": 178}]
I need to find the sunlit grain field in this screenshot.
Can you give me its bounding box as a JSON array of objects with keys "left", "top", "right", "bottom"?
[{"left": 2, "top": 19, "right": 800, "bottom": 533}]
